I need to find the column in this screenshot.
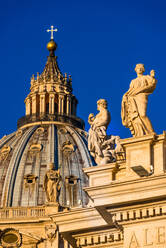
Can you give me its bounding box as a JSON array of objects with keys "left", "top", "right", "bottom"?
[
  {"left": 72, "top": 97, "right": 77, "bottom": 116},
  {"left": 58, "top": 95, "right": 62, "bottom": 114},
  {"left": 66, "top": 95, "right": 71, "bottom": 115},
  {"left": 58, "top": 94, "right": 65, "bottom": 114},
  {"left": 25, "top": 97, "right": 31, "bottom": 116},
  {"left": 61, "top": 95, "right": 65, "bottom": 114},
  {"left": 31, "top": 94, "right": 37, "bottom": 115},
  {"left": 72, "top": 98, "right": 75, "bottom": 116},
  {"left": 40, "top": 94, "right": 46, "bottom": 115},
  {"left": 49, "top": 93, "right": 55, "bottom": 114}
]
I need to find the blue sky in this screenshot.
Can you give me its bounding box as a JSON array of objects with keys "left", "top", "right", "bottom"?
[{"left": 0, "top": 0, "right": 166, "bottom": 138}]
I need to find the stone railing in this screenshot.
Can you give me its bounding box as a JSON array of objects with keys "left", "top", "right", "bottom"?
[
  {"left": 0, "top": 206, "right": 46, "bottom": 219},
  {"left": 17, "top": 113, "right": 85, "bottom": 129}
]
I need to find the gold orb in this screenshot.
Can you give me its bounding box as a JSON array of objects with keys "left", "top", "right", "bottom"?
[{"left": 47, "top": 40, "right": 57, "bottom": 51}]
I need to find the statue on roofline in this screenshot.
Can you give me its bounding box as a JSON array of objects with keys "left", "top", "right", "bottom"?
[
  {"left": 121, "top": 63, "right": 157, "bottom": 137},
  {"left": 88, "top": 99, "right": 123, "bottom": 165}
]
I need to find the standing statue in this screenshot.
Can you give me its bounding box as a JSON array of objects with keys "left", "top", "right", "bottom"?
[
  {"left": 43, "top": 163, "right": 61, "bottom": 203},
  {"left": 88, "top": 99, "right": 123, "bottom": 165},
  {"left": 121, "top": 64, "right": 157, "bottom": 137}
]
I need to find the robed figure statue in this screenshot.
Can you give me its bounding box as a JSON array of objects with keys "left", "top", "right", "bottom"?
[
  {"left": 44, "top": 163, "right": 61, "bottom": 203},
  {"left": 88, "top": 99, "right": 122, "bottom": 165},
  {"left": 121, "top": 64, "right": 157, "bottom": 137}
]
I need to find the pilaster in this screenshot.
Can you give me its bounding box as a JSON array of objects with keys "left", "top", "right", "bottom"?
[
  {"left": 40, "top": 93, "right": 46, "bottom": 114},
  {"left": 153, "top": 132, "right": 166, "bottom": 174},
  {"left": 31, "top": 94, "right": 37, "bottom": 114},
  {"left": 66, "top": 95, "right": 71, "bottom": 115},
  {"left": 58, "top": 94, "right": 65, "bottom": 114},
  {"left": 25, "top": 97, "right": 31, "bottom": 116},
  {"left": 72, "top": 97, "right": 77, "bottom": 116},
  {"left": 49, "top": 93, "right": 55, "bottom": 114}
]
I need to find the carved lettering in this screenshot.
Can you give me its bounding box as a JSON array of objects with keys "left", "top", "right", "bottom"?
[
  {"left": 129, "top": 232, "right": 140, "bottom": 248},
  {"left": 126, "top": 225, "right": 166, "bottom": 248},
  {"left": 156, "top": 226, "right": 165, "bottom": 244},
  {"left": 144, "top": 228, "right": 153, "bottom": 246}
]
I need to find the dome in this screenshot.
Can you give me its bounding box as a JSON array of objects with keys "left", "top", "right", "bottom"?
[
  {"left": 0, "top": 123, "right": 92, "bottom": 208},
  {"left": 0, "top": 37, "right": 93, "bottom": 209}
]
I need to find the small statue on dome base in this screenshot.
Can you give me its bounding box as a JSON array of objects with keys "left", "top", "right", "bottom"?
[{"left": 43, "top": 163, "right": 61, "bottom": 204}]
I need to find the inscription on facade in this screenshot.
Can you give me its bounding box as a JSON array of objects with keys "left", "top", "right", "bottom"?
[{"left": 125, "top": 223, "right": 166, "bottom": 248}]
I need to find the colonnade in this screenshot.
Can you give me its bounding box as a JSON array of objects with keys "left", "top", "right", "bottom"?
[{"left": 25, "top": 93, "right": 77, "bottom": 117}]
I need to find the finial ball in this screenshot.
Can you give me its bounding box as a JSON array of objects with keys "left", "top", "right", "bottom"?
[{"left": 47, "top": 40, "right": 57, "bottom": 51}]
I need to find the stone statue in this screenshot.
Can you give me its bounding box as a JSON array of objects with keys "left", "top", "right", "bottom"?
[
  {"left": 43, "top": 163, "right": 61, "bottom": 203},
  {"left": 121, "top": 64, "right": 157, "bottom": 137},
  {"left": 88, "top": 99, "right": 123, "bottom": 165}
]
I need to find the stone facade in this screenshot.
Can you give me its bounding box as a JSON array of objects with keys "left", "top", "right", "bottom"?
[
  {"left": 54, "top": 133, "right": 166, "bottom": 248},
  {"left": 0, "top": 35, "right": 165, "bottom": 248}
]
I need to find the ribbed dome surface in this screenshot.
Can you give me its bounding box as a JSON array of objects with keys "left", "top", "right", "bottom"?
[{"left": 0, "top": 123, "right": 93, "bottom": 208}]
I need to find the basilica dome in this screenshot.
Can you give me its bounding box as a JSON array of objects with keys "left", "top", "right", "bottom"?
[{"left": 0, "top": 38, "right": 93, "bottom": 209}]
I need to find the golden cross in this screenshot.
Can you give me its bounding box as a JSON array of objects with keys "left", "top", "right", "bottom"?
[{"left": 47, "top": 25, "right": 58, "bottom": 40}]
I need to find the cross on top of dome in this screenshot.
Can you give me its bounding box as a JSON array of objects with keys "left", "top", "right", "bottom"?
[{"left": 47, "top": 25, "right": 58, "bottom": 40}]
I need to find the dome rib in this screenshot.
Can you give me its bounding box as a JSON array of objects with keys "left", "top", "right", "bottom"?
[
  {"left": 66, "top": 126, "right": 93, "bottom": 168},
  {"left": 0, "top": 131, "right": 16, "bottom": 149},
  {"left": 1, "top": 126, "right": 38, "bottom": 207},
  {"left": 48, "top": 124, "right": 59, "bottom": 168}
]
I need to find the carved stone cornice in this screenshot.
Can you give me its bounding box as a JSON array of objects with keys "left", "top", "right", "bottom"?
[{"left": 84, "top": 173, "right": 166, "bottom": 207}]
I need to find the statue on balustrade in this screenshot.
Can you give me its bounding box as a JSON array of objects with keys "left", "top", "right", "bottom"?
[
  {"left": 121, "top": 64, "right": 157, "bottom": 137},
  {"left": 44, "top": 163, "right": 61, "bottom": 203},
  {"left": 88, "top": 99, "right": 123, "bottom": 165}
]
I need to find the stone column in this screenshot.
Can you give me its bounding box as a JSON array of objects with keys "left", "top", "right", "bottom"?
[
  {"left": 61, "top": 95, "right": 65, "bottom": 114},
  {"left": 31, "top": 94, "right": 37, "bottom": 115},
  {"left": 58, "top": 95, "right": 62, "bottom": 114},
  {"left": 40, "top": 94, "right": 46, "bottom": 115},
  {"left": 66, "top": 95, "right": 71, "bottom": 115},
  {"left": 49, "top": 94, "right": 55, "bottom": 114},
  {"left": 25, "top": 97, "right": 31, "bottom": 116},
  {"left": 64, "top": 239, "right": 69, "bottom": 248},
  {"left": 72, "top": 97, "right": 76, "bottom": 116},
  {"left": 58, "top": 94, "right": 65, "bottom": 114}
]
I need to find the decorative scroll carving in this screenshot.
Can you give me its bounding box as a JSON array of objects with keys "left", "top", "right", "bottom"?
[
  {"left": 16, "top": 129, "right": 23, "bottom": 137},
  {"left": 45, "top": 224, "right": 57, "bottom": 245},
  {"left": 88, "top": 99, "right": 123, "bottom": 165},
  {"left": 43, "top": 163, "right": 61, "bottom": 203},
  {"left": 28, "top": 143, "right": 43, "bottom": 160},
  {"left": 36, "top": 127, "right": 45, "bottom": 135},
  {"left": 0, "top": 228, "right": 22, "bottom": 248},
  {"left": 121, "top": 64, "right": 157, "bottom": 137},
  {"left": 58, "top": 127, "right": 68, "bottom": 134},
  {"left": 62, "top": 141, "right": 75, "bottom": 157},
  {"left": 29, "top": 144, "right": 43, "bottom": 154},
  {"left": 0, "top": 145, "right": 11, "bottom": 162}
]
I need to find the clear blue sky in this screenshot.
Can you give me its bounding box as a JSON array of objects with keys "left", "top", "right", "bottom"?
[{"left": 0, "top": 0, "right": 166, "bottom": 138}]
